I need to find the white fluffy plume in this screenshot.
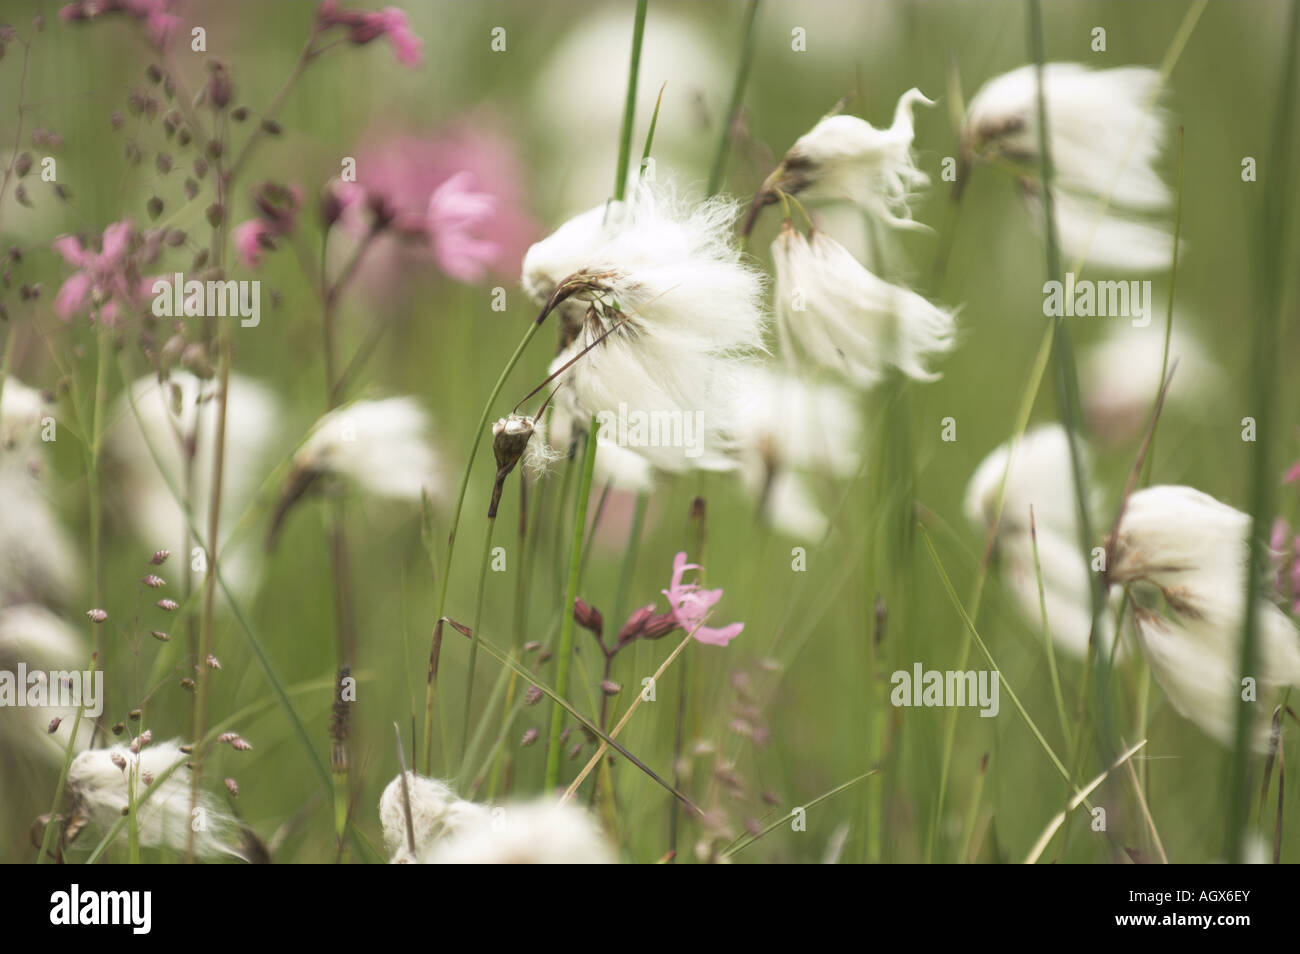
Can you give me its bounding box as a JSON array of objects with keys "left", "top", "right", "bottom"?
[
  {"left": 731, "top": 364, "right": 863, "bottom": 540},
  {"left": 522, "top": 179, "right": 767, "bottom": 472},
  {"left": 67, "top": 739, "right": 247, "bottom": 860},
  {"left": 772, "top": 89, "right": 935, "bottom": 230},
  {"left": 378, "top": 772, "right": 614, "bottom": 864},
  {"left": 106, "top": 372, "right": 281, "bottom": 596},
  {"left": 963, "top": 63, "right": 1175, "bottom": 272},
  {"left": 964, "top": 424, "right": 1119, "bottom": 660},
  {"left": 773, "top": 224, "right": 956, "bottom": 387},
  {"left": 294, "top": 397, "right": 443, "bottom": 502},
  {"left": 1111, "top": 486, "right": 1300, "bottom": 750}
]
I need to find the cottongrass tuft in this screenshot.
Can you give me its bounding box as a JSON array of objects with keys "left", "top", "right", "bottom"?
[
  {"left": 772, "top": 223, "right": 956, "bottom": 387},
  {"left": 964, "top": 424, "right": 1120, "bottom": 660},
  {"left": 962, "top": 63, "right": 1175, "bottom": 272},
  {"left": 522, "top": 178, "right": 767, "bottom": 474},
  {"left": 1110, "top": 485, "right": 1300, "bottom": 750},
  {"left": 67, "top": 739, "right": 247, "bottom": 860}
]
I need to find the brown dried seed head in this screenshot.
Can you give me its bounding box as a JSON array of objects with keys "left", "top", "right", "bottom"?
[{"left": 150, "top": 630, "right": 170, "bottom": 642}]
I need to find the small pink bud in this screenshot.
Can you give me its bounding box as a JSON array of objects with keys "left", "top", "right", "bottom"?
[
  {"left": 205, "top": 654, "right": 221, "bottom": 670},
  {"left": 87, "top": 608, "right": 108, "bottom": 623},
  {"left": 47, "top": 717, "right": 62, "bottom": 733},
  {"left": 142, "top": 574, "right": 165, "bottom": 588},
  {"left": 520, "top": 728, "right": 539, "bottom": 747},
  {"left": 156, "top": 599, "right": 178, "bottom": 611},
  {"left": 225, "top": 778, "right": 239, "bottom": 797}
]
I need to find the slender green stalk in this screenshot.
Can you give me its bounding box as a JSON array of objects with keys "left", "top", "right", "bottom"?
[
  {"left": 722, "top": 768, "right": 877, "bottom": 859},
  {"left": 1030, "top": 506, "right": 1071, "bottom": 745},
  {"left": 706, "top": 0, "right": 762, "bottom": 196},
  {"left": 127, "top": 765, "right": 140, "bottom": 864},
  {"left": 613, "top": 0, "right": 648, "bottom": 202},
  {"left": 461, "top": 516, "right": 498, "bottom": 757},
  {"left": 423, "top": 318, "right": 543, "bottom": 773},
  {"left": 543, "top": 422, "right": 599, "bottom": 791},
  {"left": 1227, "top": 0, "right": 1299, "bottom": 863},
  {"left": 922, "top": 527, "right": 1071, "bottom": 782}
]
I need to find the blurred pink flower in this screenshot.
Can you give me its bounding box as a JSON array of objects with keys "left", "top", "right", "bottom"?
[
  {"left": 377, "top": 8, "right": 422, "bottom": 66},
  {"left": 427, "top": 171, "right": 500, "bottom": 282},
  {"left": 59, "top": 0, "right": 180, "bottom": 47},
  {"left": 1268, "top": 516, "right": 1300, "bottom": 615},
  {"left": 341, "top": 122, "right": 540, "bottom": 290},
  {"left": 317, "top": 2, "right": 423, "bottom": 68},
  {"left": 52, "top": 221, "right": 137, "bottom": 323},
  {"left": 232, "top": 182, "right": 302, "bottom": 269},
  {"left": 233, "top": 220, "right": 272, "bottom": 268},
  {"left": 662, "top": 551, "right": 744, "bottom": 647}
]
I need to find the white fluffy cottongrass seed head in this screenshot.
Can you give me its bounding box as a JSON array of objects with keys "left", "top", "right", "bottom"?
[
  {"left": 0, "top": 605, "right": 93, "bottom": 761},
  {"left": 522, "top": 179, "right": 767, "bottom": 472},
  {"left": 730, "top": 365, "right": 863, "bottom": 540},
  {"left": 772, "top": 223, "right": 956, "bottom": 387},
  {"left": 0, "top": 376, "right": 50, "bottom": 452},
  {"left": 962, "top": 63, "right": 1174, "bottom": 272},
  {"left": 766, "top": 89, "right": 935, "bottom": 231},
  {"left": 107, "top": 372, "right": 280, "bottom": 595},
  {"left": 378, "top": 772, "right": 488, "bottom": 863},
  {"left": 66, "top": 739, "right": 247, "bottom": 860},
  {"left": 379, "top": 773, "right": 614, "bottom": 863},
  {"left": 541, "top": 373, "right": 654, "bottom": 493},
  {"left": 0, "top": 376, "right": 77, "bottom": 605},
  {"left": 0, "top": 457, "right": 79, "bottom": 606},
  {"left": 293, "top": 397, "right": 442, "bottom": 502},
  {"left": 1080, "top": 321, "right": 1220, "bottom": 445},
  {"left": 421, "top": 798, "right": 615, "bottom": 865},
  {"left": 1110, "top": 486, "right": 1300, "bottom": 750},
  {"left": 964, "top": 424, "right": 1119, "bottom": 660}
]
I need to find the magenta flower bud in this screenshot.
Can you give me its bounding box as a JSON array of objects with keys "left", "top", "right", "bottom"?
[{"left": 617, "top": 604, "right": 656, "bottom": 643}]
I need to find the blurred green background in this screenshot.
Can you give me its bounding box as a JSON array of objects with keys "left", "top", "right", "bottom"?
[{"left": 1, "top": 0, "right": 1297, "bottom": 863}]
